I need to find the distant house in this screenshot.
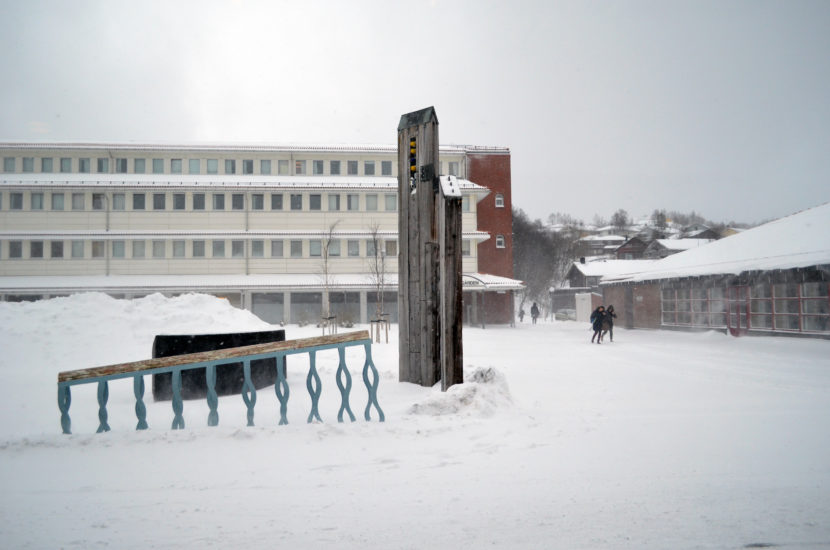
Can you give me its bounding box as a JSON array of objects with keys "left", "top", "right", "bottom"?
[
  {"left": 644, "top": 239, "right": 716, "bottom": 259},
  {"left": 615, "top": 236, "right": 649, "bottom": 259},
  {"left": 575, "top": 234, "right": 627, "bottom": 259},
  {"left": 602, "top": 203, "right": 830, "bottom": 339},
  {"left": 683, "top": 226, "right": 721, "bottom": 240},
  {"left": 554, "top": 258, "right": 658, "bottom": 311}
]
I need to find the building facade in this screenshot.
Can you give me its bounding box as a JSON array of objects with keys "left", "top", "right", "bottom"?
[{"left": 0, "top": 142, "right": 522, "bottom": 324}]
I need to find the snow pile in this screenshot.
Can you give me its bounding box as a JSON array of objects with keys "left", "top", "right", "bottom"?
[{"left": 408, "top": 366, "right": 512, "bottom": 417}]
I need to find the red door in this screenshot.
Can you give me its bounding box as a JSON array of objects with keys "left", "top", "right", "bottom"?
[{"left": 727, "top": 286, "right": 749, "bottom": 336}]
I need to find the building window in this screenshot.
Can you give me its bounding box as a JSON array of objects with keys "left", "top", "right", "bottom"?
[
  {"left": 51, "top": 241, "right": 64, "bottom": 258},
  {"left": 231, "top": 193, "right": 244, "bottom": 210},
  {"left": 309, "top": 239, "right": 322, "bottom": 257},
  {"left": 364, "top": 161, "right": 375, "bottom": 176},
  {"left": 330, "top": 160, "right": 341, "bottom": 175},
  {"left": 365, "top": 194, "right": 378, "bottom": 211},
  {"left": 169, "top": 159, "right": 182, "bottom": 174},
  {"left": 310, "top": 194, "right": 322, "bottom": 210},
  {"left": 271, "top": 240, "right": 284, "bottom": 257},
  {"left": 132, "top": 193, "right": 145, "bottom": 210},
  {"left": 10, "top": 192, "right": 23, "bottom": 210},
  {"left": 802, "top": 282, "right": 830, "bottom": 332},
  {"left": 78, "top": 158, "right": 90, "bottom": 173},
  {"left": 31, "top": 192, "right": 44, "bottom": 210},
  {"left": 295, "top": 160, "right": 306, "bottom": 175},
  {"left": 381, "top": 160, "right": 392, "bottom": 176},
  {"left": 495, "top": 193, "right": 504, "bottom": 208},
  {"left": 42, "top": 158, "right": 54, "bottom": 172},
  {"left": 347, "top": 194, "right": 359, "bottom": 211},
  {"left": 251, "top": 194, "right": 264, "bottom": 210},
  {"left": 224, "top": 159, "right": 236, "bottom": 174},
  {"left": 112, "top": 240, "right": 125, "bottom": 258},
  {"left": 260, "top": 159, "right": 271, "bottom": 175},
  {"left": 22, "top": 157, "right": 34, "bottom": 172},
  {"left": 495, "top": 235, "right": 506, "bottom": 248},
  {"left": 193, "top": 193, "right": 205, "bottom": 210},
  {"left": 152, "top": 159, "right": 164, "bottom": 174},
  {"left": 116, "top": 158, "right": 128, "bottom": 173},
  {"left": 448, "top": 161, "right": 459, "bottom": 176},
  {"left": 385, "top": 240, "right": 397, "bottom": 257},
  {"left": 290, "top": 240, "right": 302, "bottom": 258},
  {"left": 206, "top": 159, "right": 218, "bottom": 174},
  {"left": 347, "top": 160, "right": 358, "bottom": 175},
  {"left": 290, "top": 194, "right": 302, "bottom": 211},
  {"left": 243, "top": 160, "right": 254, "bottom": 174},
  {"left": 462, "top": 240, "right": 471, "bottom": 256},
  {"left": 188, "top": 159, "right": 200, "bottom": 174},
  {"left": 173, "top": 193, "right": 185, "bottom": 210},
  {"left": 134, "top": 158, "right": 146, "bottom": 173},
  {"left": 3, "top": 157, "right": 14, "bottom": 172},
  {"left": 385, "top": 193, "right": 397, "bottom": 211},
  {"left": 30, "top": 241, "right": 44, "bottom": 258},
  {"left": 232, "top": 240, "right": 244, "bottom": 258},
  {"left": 328, "top": 194, "right": 340, "bottom": 211},
  {"left": 72, "top": 240, "right": 84, "bottom": 258},
  {"left": 462, "top": 195, "right": 471, "bottom": 212},
  {"left": 51, "top": 193, "right": 64, "bottom": 211},
  {"left": 97, "top": 158, "right": 109, "bottom": 173},
  {"left": 251, "top": 240, "right": 264, "bottom": 258},
  {"left": 92, "top": 193, "right": 106, "bottom": 210},
  {"left": 271, "top": 193, "right": 283, "bottom": 210},
  {"left": 9, "top": 241, "right": 23, "bottom": 258},
  {"left": 60, "top": 158, "right": 72, "bottom": 173},
  {"left": 152, "top": 193, "right": 166, "bottom": 210},
  {"left": 278, "top": 159, "right": 289, "bottom": 175},
  {"left": 212, "top": 240, "right": 225, "bottom": 258},
  {"left": 328, "top": 239, "right": 341, "bottom": 257},
  {"left": 213, "top": 193, "right": 225, "bottom": 210},
  {"left": 347, "top": 240, "right": 360, "bottom": 257},
  {"left": 313, "top": 160, "right": 324, "bottom": 175},
  {"left": 192, "top": 240, "right": 205, "bottom": 258},
  {"left": 91, "top": 241, "right": 106, "bottom": 258},
  {"left": 366, "top": 239, "right": 377, "bottom": 258},
  {"left": 172, "top": 240, "right": 185, "bottom": 258},
  {"left": 112, "top": 193, "right": 125, "bottom": 210},
  {"left": 72, "top": 193, "right": 85, "bottom": 211},
  {"left": 132, "top": 241, "right": 145, "bottom": 259},
  {"left": 152, "top": 240, "right": 165, "bottom": 259}
]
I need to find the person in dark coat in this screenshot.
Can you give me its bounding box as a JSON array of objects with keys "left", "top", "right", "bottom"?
[
  {"left": 590, "top": 306, "right": 606, "bottom": 344},
  {"left": 601, "top": 305, "right": 617, "bottom": 342},
  {"left": 530, "top": 302, "right": 540, "bottom": 324}
]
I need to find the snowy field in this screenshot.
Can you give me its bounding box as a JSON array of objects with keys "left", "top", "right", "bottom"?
[{"left": 1, "top": 293, "right": 829, "bottom": 550}]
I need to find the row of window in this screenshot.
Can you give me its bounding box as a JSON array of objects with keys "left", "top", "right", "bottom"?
[
  {"left": 661, "top": 283, "right": 830, "bottom": 332},
  {"left": 1, "top": 238, "right": 401, "bottom": 260},
  {"left": 2, "top": 156, "right": 462, "bottom": 178},
  {"left": 0, "top": 190, "right": 404, "bottom": 213}
]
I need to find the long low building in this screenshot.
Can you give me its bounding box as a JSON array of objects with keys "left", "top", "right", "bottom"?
[
  {"left": 0, "top": 142, "right": 523, "bottom": 325},
  {"left": 601, "top": 203, "right": 830, "bottom": 338}
]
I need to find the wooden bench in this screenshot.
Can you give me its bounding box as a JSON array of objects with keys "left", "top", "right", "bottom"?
[{"left": 57, "top": 330, "right": 385, "bottom": 434}]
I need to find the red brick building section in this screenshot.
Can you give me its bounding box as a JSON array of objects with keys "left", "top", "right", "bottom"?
[{"left": 467, "top": 149, "right": 514, "bottom": 323}]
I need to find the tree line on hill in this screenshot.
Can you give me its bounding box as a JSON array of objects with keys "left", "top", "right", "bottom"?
[{"left": 512, "top": 207, "right": 753, "bottom": 307}]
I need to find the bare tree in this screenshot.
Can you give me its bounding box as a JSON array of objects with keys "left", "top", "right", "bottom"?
[
  {"left": 610, "top": 209, "right": 629, "bottom": 231},
  {"left": 319, "top": 220, "right": 341, "bottom": 332},
  {"left": 366, "top": 222, "right": 388, "bottom": 341}
]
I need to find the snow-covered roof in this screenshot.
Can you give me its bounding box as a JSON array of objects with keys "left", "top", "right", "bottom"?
[
  {"left": 0, "top": 272, "right": 525, "bottom": 293},
  {"left": 572, "top": 259, "right": 658, "bottom": 278},
  {"left": 652, "top": 239, "right": 716, "bottom": 251},
  {"left": 604, "top": 202, "right": 830, "bottom": 283},
  {"left": 578, "top": 234, "right": 627, "bottom": 242}
]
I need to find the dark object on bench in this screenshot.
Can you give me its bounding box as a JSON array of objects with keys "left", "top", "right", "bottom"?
[{"left": 151, "top": 330, "right": 286, "bottom": 401}]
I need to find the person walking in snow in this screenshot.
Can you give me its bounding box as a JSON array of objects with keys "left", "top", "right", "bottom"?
[
  {"left": 530, "top": 302, "right": 540, "bottom": 324},
  {"left": 590, "top": 305, "right": 606, "bottom": 344},
  {"left": 600, "top": 304, "right": 617, "bottom": 342},
  {"left": 518, "top": 308, "right": 525, "bottom": 323}
]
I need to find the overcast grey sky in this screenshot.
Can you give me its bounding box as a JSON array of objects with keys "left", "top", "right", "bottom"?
[{"left": 2, "top": 0, "right": 829, "bottom": 225}]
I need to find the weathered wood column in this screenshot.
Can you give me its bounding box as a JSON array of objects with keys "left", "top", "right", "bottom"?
[
  {"left": 397, "top": 106, "right": 463, "bottom": 389},
  {"left": 438, "top": 175, "right": 464, "bottom": 390}
]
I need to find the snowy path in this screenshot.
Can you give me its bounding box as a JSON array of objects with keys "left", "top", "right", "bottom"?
[{"left": 1, "top": 294, "right": 829, "bottom": 549}]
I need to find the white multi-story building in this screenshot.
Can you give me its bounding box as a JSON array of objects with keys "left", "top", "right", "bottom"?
[{"left": 0, "top": 143, "right": 522, "bottom": 324}]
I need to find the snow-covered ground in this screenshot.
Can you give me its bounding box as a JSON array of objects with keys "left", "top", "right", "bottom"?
[{"left": 1, "top": 293, "right": 829, "bottom": 550}]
